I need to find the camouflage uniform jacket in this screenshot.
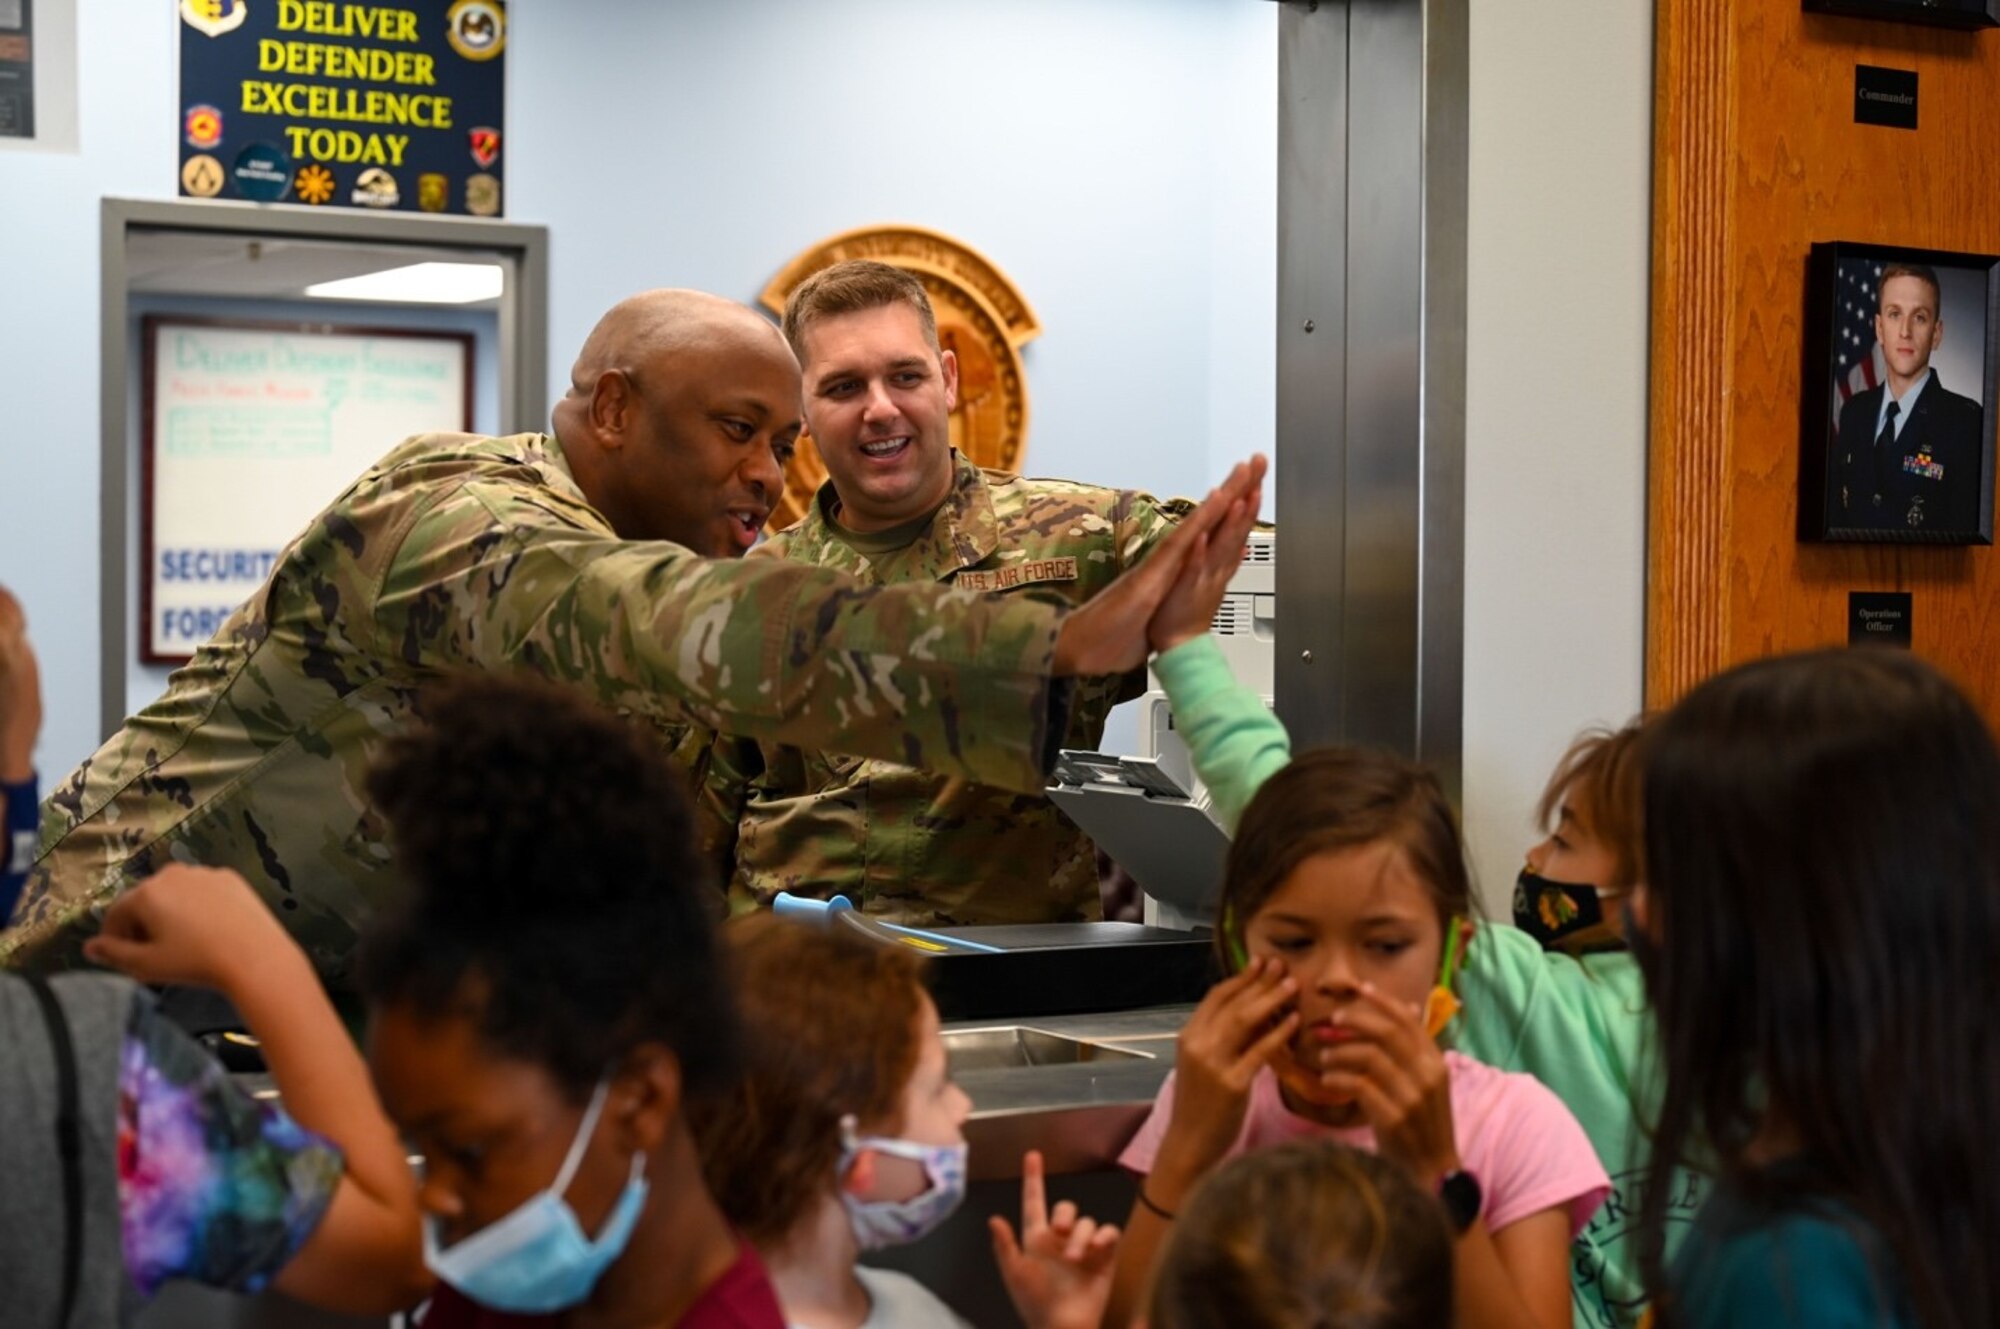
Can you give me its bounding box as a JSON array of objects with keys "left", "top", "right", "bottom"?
[
  {"left": 698, "top": 453, "right": 1180, "bottom": 925},
  {"left": 6, "top": 433, "right": 1072, "bottom": 984}
]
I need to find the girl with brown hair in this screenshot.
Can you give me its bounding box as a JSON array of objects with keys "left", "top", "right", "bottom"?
[
  {"left": 1135, "top": 546, "right": 1692, "bottom": 1327},
  {"left": 1104, "top": 747, "right": 1608, "bottom": 1329},
  {"left": 692, "top": 914, "right": 1119, "bottom": 1329},
  {"left": 1148, "top": 1140, "right": 1455, "bottom": 1329}
]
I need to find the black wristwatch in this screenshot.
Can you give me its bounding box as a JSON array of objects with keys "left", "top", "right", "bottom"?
[{"left": 1437, "top": 1168, "right": 1483, "bottom": 1234}]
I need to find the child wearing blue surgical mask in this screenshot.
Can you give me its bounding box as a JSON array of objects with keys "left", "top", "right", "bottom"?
[
  {"left": 357, "top": 672, "right": 784, "bottom": 1329},
  {"left": 1131, "top": 529, "right": 1699, "bottom": 1329},
  {"left": 691, "top": 914, "right": 1119, "bottom": 1329}
]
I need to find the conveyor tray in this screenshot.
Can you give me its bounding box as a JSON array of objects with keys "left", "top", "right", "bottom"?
[{"left": 838, "top": 915, "right": 1217, "bottom": 1021}]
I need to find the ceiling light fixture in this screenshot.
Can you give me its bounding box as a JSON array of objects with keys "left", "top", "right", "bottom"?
[{"left": 305, "top": 261, "right": 504, "bottom": 304}]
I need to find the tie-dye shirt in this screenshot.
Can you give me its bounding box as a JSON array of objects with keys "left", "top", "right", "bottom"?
[{"left": 117, "top": 992, "right": 344, "bottom": 1296}]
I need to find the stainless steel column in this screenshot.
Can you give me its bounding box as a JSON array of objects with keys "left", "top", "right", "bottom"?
[{"left": 1275, "top": 0, "right": 1467, "bottom": 791}]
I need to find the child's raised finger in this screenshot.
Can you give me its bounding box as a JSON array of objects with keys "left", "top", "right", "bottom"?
[
  {"left": 1085, "top": 1222, "right": 1120, "bottom": 1263},
  {"left": 1062, "top": 1216, "right": 1100, "bottom": 1262},
  {"left": 1018, "top": 1149, "right": 1049, "bottom": 1233}
]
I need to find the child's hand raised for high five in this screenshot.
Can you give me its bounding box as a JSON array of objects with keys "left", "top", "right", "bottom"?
[
  {"left": 990, "top": 1150, "right": 1120, "bottom": 1329},
  {"left": 1147, "top": 460, "right": 1265, "bottom": 655}
]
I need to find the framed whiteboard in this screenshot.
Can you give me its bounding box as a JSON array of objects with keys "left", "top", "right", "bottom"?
[{"left": 141, "top": 316, "right": 472, "bottom": 662}]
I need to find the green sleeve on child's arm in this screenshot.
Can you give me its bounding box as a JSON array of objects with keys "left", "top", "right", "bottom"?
[{"left": 1152, "top": 636, "right": 1292, "bottom": 832}]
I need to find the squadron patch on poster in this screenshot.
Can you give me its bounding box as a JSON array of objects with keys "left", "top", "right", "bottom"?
[
  {"left": 181, "top": 153, "right": 225, "bottom": 197},
  {"left": 469, "top": 126, "right": 500, "bottom": 167},
  {"left": 418, "top": 171, "right": 448, "bottom": 212},
  {"left": 230, "top": 142, "right": 292, "bottom": 201},
  {"left": 294, "top": 162, "right": 336, "bottom": 205},
  {"left": 180, "top": 0, "right": 248, "bottom": 39},
  {"left": 183, "top": 103, "right": 224, "bottom": 149},
  {"left": 446, "top": 0, "right": 505, "bottom": 61},
  {"left": 351, "top": 166, "right": 400, "bottom": 208},
  {"left": 464, "top": 171, "right": 500, "bottom": 216}
]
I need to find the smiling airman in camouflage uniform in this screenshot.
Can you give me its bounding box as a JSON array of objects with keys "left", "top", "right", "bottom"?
[
  {"left": 2, "top": 291, "right": 1086, "bottom": 986},
  {"left": 698, "top": 455, "right": 1183, "bottom": 924},
  {"left": 691, "top": 260, "right": 1189, "bottom": 926}
]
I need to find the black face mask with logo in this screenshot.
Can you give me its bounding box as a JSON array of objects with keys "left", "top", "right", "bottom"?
[{"left": 1513, "top": 867, "right": 1611, "bottom": 949}]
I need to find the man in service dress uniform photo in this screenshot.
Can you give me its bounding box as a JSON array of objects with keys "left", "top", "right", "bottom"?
[{"left": 1835, "top": 262, "right": 1984, "bottom": 534}]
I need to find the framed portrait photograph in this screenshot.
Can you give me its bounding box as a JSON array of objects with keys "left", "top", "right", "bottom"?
[
  {"left": 1804, "top": 0, "right": 2000, "bottom": 28},
  {"left": 1800, "top": 242, "right": 2000, "bottom": 545}
]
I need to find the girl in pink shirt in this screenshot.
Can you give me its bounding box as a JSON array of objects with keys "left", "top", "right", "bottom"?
[{"left": 1105, "top": 749, "right": 1608, "bottom": 1329}]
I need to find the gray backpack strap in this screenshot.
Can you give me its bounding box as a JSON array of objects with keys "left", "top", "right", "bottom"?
[{"left": 22, "top": 974, "right": 82, "bottom": 1329}]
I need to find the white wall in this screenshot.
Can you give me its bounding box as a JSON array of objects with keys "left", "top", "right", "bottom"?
[
  {"left": 1461, "top": 0, "right": 1653, "bottom": 909},
  {"left": 0, "top": 0, "right": 178, "bottom": 781},
  {"left": 507, "top": 0, "right": 1276, "bottom": 504}
]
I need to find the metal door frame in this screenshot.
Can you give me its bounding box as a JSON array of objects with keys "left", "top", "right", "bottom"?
[
  {"left": 1275, "top": 0, "right": 1467, "bottom": 789},
  {"left": 98, "top": 197, "right": 550, "bottom": 734}
]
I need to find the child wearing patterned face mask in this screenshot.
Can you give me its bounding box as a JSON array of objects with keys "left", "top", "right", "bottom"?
[{"left": 690, "top": 914, "right": 1120, "bottom": 1329}]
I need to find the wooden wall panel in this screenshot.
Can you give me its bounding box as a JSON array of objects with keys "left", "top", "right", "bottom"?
[{"left": 1649, "top": 0, "right": 2000, "bottom": 711}]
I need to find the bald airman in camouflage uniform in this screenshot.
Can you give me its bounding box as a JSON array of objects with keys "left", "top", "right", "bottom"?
[
  {"left": 699, "top": 454, "right": 1181, "bottom": 923},
  {"left": 691, "top": 260, "right": 1185, "bottom": 924},
  {"left": 5, "top": 290, "right": 1240, "bottom": 985}
]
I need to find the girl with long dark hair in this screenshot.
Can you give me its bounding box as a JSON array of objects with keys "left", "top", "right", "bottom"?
[{"left": 1634, "top": 648, "right": 2000, "bottom": 1329}]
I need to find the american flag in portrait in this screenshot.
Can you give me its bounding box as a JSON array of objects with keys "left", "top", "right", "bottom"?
[{"left": 1832, "top": 258, "right": 1888, "bottom": 439}]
